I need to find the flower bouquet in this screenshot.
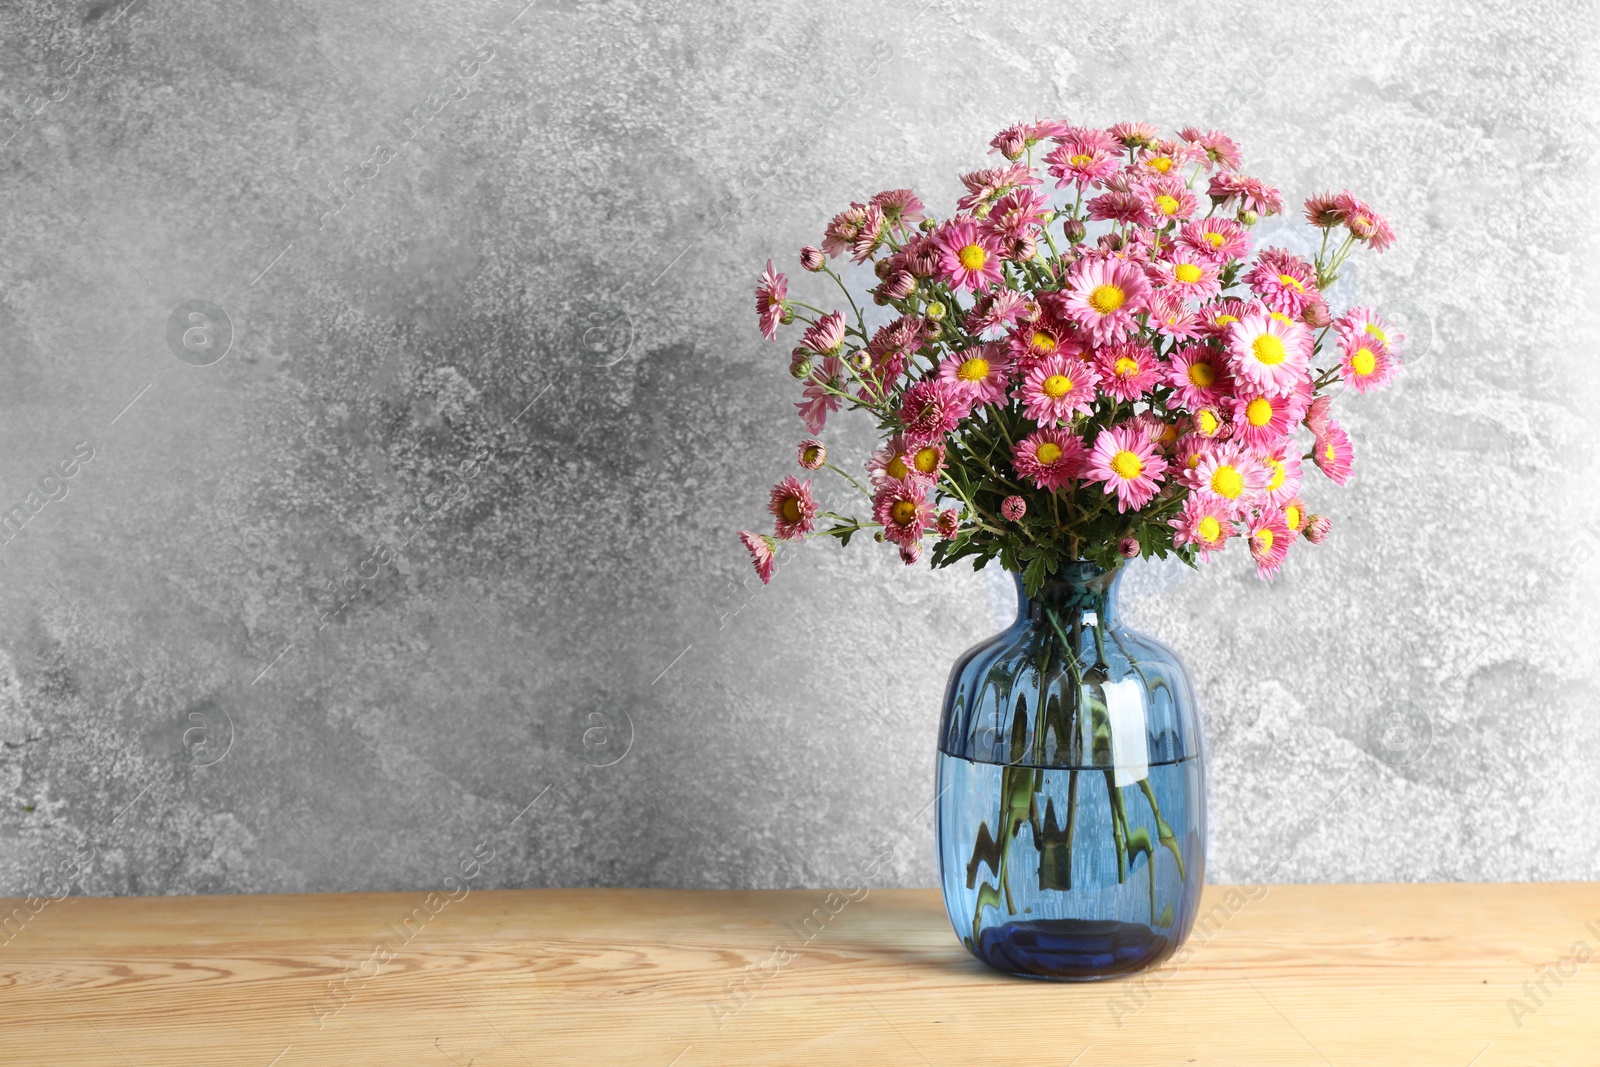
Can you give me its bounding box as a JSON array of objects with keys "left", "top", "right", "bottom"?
[{"left": 738, "top": 120, "right": 1397, "bottom": 979}]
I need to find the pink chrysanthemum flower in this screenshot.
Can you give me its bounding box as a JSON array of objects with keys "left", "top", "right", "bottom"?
[
  {"left": 799, "top": 245, "right": 825, "bottom": 272},
  {"left": 936, "top": 508, "right": 960, "bottom": 539},
  {"left": 1136, "top": 139, "right": 1203, "bottom": 177},
  {"left": 1086, "top": 189, "right": 1154, "bottom": 228},
  {"left": 866, "top": 433, "right": 913, "bottom": 485},
  {"left": 1336, "top": 306, "right": 1404, "bottom": 359},
  {"left": 1177, "top": 127, "right": 1242, "bottom": 170},
  {"left": 870, "top": 188, "right": 926, "bottom": 232},
  {"left": 738, "top": 530, "right": 776, "bottom": 585},
  {"left": 1303, "top": 192, "right": 1346, "bottom": 228},
  {"left": 1053, "top": 125, "right": 1119, "bottom": 153},
  {"left": 1012, "top": 427, "right": 1087, "bottom": 491},
  {"left": 1085, "top": 423, "right": 1167, "bottom": 513},
  {"left": 1166, "top": 344, "right": 1231, "bottom": 409},
  {"left": 1174, "top": 432, "right": 1220, "bottom": 475},
  {"left": 899, "top": 541, "right": 922, "bottom": 565},
  {"left": 1257, "top": 445, "right": 1304, "bottom": 507},
  {"left": 1340, "top": 332, "right": 1398, "bottom": 393},
  {"left": 990, "top": 119, "right": 1070, "bottom": 159},
  {"left": 1130, "top": 411, "right": 1180, "bottom": 453},
  {"left": 968, "top": 289, "right": 1032, "bottom": 335},
  {"left": 1062, "top": 258, "right": 1150, "bottom": 343},
  {"left": 1336, "top": 193, "right": 1395, "bottom": 251},
  {"left": 899, "top": 378, "right": 972, "bottom": 445},
  {"left": 985, "top": 187, "right": 1051, "bottom": 242},
  {"left": 956, "top": 163, "right": 1041, "bottom": 212},
  {"left": 1146, "top": 292, "right": 1203, "bottom": 340},
  {"left": 1178, "top": 218, "right": 1250, "bottom": 263},
  {"left": 1303, "top": 394, "right": 1333, "bottom": 436},
  {"left": 1226, "top": 386, "right": 1307, "bottom": 449},
  {"left": 938, "top": 344, "right": 1013, "bottom": 405},
  {"left": 1313, "top": 421, "right": 1355, "bottom": 485},
  {"left": 797, "top": 438, "right": 826, "bottom": 471},
  {"left": 934, "top": 220, "right": 1004, "bottom": 293},
  {"left": 821, "top": 203, "right": 870, "bottom": 259},
  {"left": 1015, "top": 353, "right": 1100, "bottom": 425},
  {"left": 1094, "top": 340, "right": 1161, "bottom": 402},
  {"left": 1190, "top": 405, "right": 1229, "bottom": 439},
  {"left": 1044, "top": 141, "right": 1122, "bottom": 189},
  {"left": 1227, "top": 312, "right": 1312, "bottom": 397},
  {"left": 1305, "top": 513, "right": 1332, "bottom": 544},
  {"left": 1280, "top": 497, "right": 1307, "bottom": 542},
  {"left": 1139, "top": 177, "right": 1200, "bottom": 227},
  {"left": 1207, "top": 171, "right": 1283, "bottom": 216},
  {"left": 1246, "top": 508, "right": 1292, "bottom": 579},
  {"left": 1170, "top": 496, "right": 1234, "bottom": 560},
  {"left": 801, "top": 310, "right": 847, "bottom": 356},
  {"left": 865, "top": 315, "right": 926, "bottom": 385},
  {"left": 1197, "top": 296, "right": 1254, "bottom": 338},
  {"left": 1005, "top": 313, "right": 1079, "bottom": 365},
  {"left": 850, "top": 203, "right": 887, "bottom": 263},
  {"left": 873, "top": 478, "right": 933, "bottom": 547},
  {"left": 768, "top": 476, "right": 818, "bottom": 541},
  {"left": 796, "top": 356, "right": 843, "bottom": 434},
  {"left": 1246, "top": 248, "right": 1321, "bottom": 316},
  {"left": 1182, "top": 442, "right": 1268, "bottom": 516},
  {"left": 1109, "top": 121, "right": 1160, "bottom": 148},
  {"left": 756, "top": 259, "right": 788, "bottom": 341},
  {"left": 1154, "top": 254, "right": 1221, "bottom": 302},
  {"left": 1000, "top": 495, "right": 1027, "bottom": 521}
]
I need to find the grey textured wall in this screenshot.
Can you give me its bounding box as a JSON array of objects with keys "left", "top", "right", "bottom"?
[{"left": 2, "top": 0, "right": 1597, "bottom": 901}]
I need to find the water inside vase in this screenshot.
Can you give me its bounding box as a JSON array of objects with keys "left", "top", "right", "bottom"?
[{"left": 936, "top": 750, "right": 1205, "bottom": 980}]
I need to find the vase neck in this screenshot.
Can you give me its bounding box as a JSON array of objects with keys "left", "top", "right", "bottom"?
[{"left": 1014, "top": 561, "right": 1123, "bottom": 628}]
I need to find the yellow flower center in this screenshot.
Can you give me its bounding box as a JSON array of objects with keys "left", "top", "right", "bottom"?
[
  {"left": 1285, "top": 504, "right": 1302, "bottom": 530},
  {"left": 1070, "top": 153, "right": 1093, "bottom": 167},
  {"left": 1114, "top": 356, "right": 1141, "bottom": 379},
  {"left": 1111, "top": 450, "right": 1143, "bottom": 480},
  {"left": 1255, "top": 528, "right": 1275, "bottom": 552},
  {"left": 1214, "top": 314, "right": 1238, "bottom": 326},
  {"left": 1351, "top": 347, "right": 1377, "bottom": 377},
  {"left": 887, "top": 455, "right": 909, "bottom": 480},
  {"left": 1198, "top": 515, "right": 1221, "bottom": 542},
  {"left": 802, "top": 446, "right": 822, "bottom": 465},
  {"left": 1325, "top": 443, "right": 1338, "bottom": 462},
  {"left": 1036, "top": 442, "right": 1063, "bottom": 465},
  {"left": 958, "top": 244, "right": 987, "bottom": 271},
  {"left": 913, "top": 447, "right": 940, "bottom": 473},
  {"left": 1265, "top": 457, "right": 1285, "bottom": 491},
  {"left": 1031, "top": 330, "right": 1057, "bottom": 353},
  {"left": 1042, "top": 374, "right": 1074, "bottom": 398},
  {"left": 890, "top": 500, "right": 918, "bottom": 525},
  {"left": 1187, "top": 361, "right": 1216, "bottom": 387},
  {"left": 781, "top": 498, "right": 802, "bottom": 523},
  {"left": 1246, "top": 397, "right": 1274, "bottom": 426},
  {"left": 1276, "top": 273, "right": 1304, "bottom": 292},
  {"left": 958, "top": 357, "right": 990, "bottom": 382},
  {"left": 1197, "top": 408, "right": 1221, "bottom": 435},
  {"left": 1211, "top": 465, "right": 1244, "bottom": 498},
  {"left": 1088, "top": 284, "right": 1127, "bottom": 314},
  {"left": 1154, "top": 194, "right": 1180, "bottom": 216},
  {"left": 1203, "top": 231, "right": 1225, "bottom": 248},
  {"left": 1174, "top": 262, "right": 1203, "bottom": 284},
  {"left": 1269, "top": 311, "right": 1294, "bottom": 325},
  {"left": 1252, "top": 334, "right": 1287, "bottom": 367},
  {"left": 1365, "top": 323, "right": 1389, "bottom": 343},
  {"left": 1148, "top": 156, "right": 1173, "bottom": 173}
]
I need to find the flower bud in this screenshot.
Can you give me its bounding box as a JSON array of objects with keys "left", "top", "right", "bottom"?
[
  {"left": 1039, "top": 209, "right": 1056, "bottom": 224},
  {"left": 1061, "top": 217, "right": 1086, "bottom": 243},
  {"left": 1303, "top": 394, "right": 1332, "bottom": 435},
  {"left": 799, "top": 246, "right": 825, "bottom": 272},
  {"left": 1098, "top": 232, "right": 1124, "bottom": 252},
  {"left": 874, "top": 258, "right": 894, "bottom": 280},
  {"left": 925, "top": 301, "right": 947, "bottom": 321},
  {"left": 1001, "top": 495, "right": 1026, "bottom": 521},
  {"left": 899, "top": 541, "right": 923, "bottom": 565},
  {"left": 874, "top": 530, "right": 886, "bottom": 543},
  {"left": 973, "top": 203, "right": 991, "bottom": 220},
  {"left": 1303, "top": 300, "right": 1332, "bottom": 328},
  {"left": 779, "top": 307, "right": 795, "bottom": 326},
  {"left": 849, "top": 350, "right": 872, "bottom": 373},
  {"left": 1118, "top": 537, "right": 1141, "bottom": 559},
  {"left": 1305, "top": 514, "right": 1332, "bottom": 544},
  {"left": 879, "top": 271, "right": 916, "bottom": 301},
  {"left": 936, "top": 508, "right": 959, "bottom": 539},
  {"left": 789, "top": 350, "right": 813, "bottom": 379},
  {"left": 1236, "top": 208, "right": 1258, "bottom": 226},
  {"left": 797, "top": 439, "right": 826, "bottom": 470},
  {"left": 918, "top": 217, "right": 936, "bottom": 232}
]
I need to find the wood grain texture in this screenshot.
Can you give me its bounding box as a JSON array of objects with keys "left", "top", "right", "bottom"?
[{"left": 2, "top": 884, "right": 1597, "bottom": 1066}]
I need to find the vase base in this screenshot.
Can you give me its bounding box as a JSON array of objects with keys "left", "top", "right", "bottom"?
[{"left": 970, "top": 917, "right": 1176, "bottom": 981}]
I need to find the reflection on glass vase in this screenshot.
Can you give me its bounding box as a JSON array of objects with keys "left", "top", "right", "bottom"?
[{"left": 936, "top": 561, "right": 1206, "bottom": 980}]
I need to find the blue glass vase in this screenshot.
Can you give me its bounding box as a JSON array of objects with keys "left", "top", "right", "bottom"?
[{"left": 936, "top": 560, "right": 1206, "bottom": 980}]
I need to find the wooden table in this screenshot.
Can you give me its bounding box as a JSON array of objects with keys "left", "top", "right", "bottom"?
[{"left": 2, "top": 884, "right": 1595, "bottom": 1065}]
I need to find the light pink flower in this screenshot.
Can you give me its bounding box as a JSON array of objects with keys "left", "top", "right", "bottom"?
[
  {"left": 865, "top": 315, "right": 925, "bottom": 385},
  {"left": 1015, "top": 353, "right": 1100, "bottom": 425},
  {"left": 801, "top": 310, "right": 847, "bottom": 356},
  {"left": 934, "top": 219, "right": 1004, "bottom": 292},
  {"left": 1000, "top": 495, "right": 1027, "bottom": 521},
  {"left": 873, "top": 478, "right": 933, "bottom": 547},
  {"left": 898, "top": 540, "right": 923, "bottom": 565},
  {"left": 1177, "top": 127, "right": 1242, "bottom": 170},
  {"left": 1062, "top": 258, "right": 1150, "bottom": 343},
  {"left": 1246, "top": 508, "right": 1291, "bottom": 579},
  {"left": 768, "top": 476, "right": 818, "bottom": 540},
  {"left": 968, "top": 289, "right": 1032, "bottom": 335},
  {"left": 936, "top": 508, "right": 960, "bottom": 539},
  {"left": 1227, "top": 312, "right": 1312, "bottom": 396},
  {"left": 870, "top": 188, "right": 926, "bottom": 231},
  {"left": 850, "top": 203, "right": 887, "bottom": 262},
  {"left": 989, "top": 120, "right": 1069, "bottom": 159},
  {"left": 1207, "top": 171, "right": 1283, "bottom": 216},
  {"left": 1305, "top": 513, "right": 1333, "bottom": 544},
  {"left": 866, "top": 433, "right": 916, "bottom": 485},
  {"left": 1094, "top": 339, "right": 1161, "bottom": 402},
  {"left": 1336, "top": 306, "right": 1404, "bottom": 359},
  {"left": 1246, "top": 248, "right": 1321, "bottom": 316},
  {"left": 1005, "top": 312, "right": 1080, "bottom": 365},
  {"left": 1084, "top": 422, "right": 1168, "bottom": 513},
  {"left": 821, "top": 203, "right": 870, "bottom": 259},
  {"left": 799, "top": 245, "right": 825, "bottom": 271},
  {"left": 899, "top": 378, "right": 972, "bottom": 445},
  {"left": 1303, "top": 394, "right": 1333, "bottom": 436},
  {"left": 1257, "top": 444, "right": 1304, "bottom": 507},
  {"left": 1012, "top": 426, "right": 1087, "bottom": 491},
  {"left": 738, "top": 530, "right": 776, "bottom": 584},
  {"left": 1147, "top": 291, "right": 1203, "bottom": 340},
  {"left": 1139, "top": 176, "right": 1200, "bottom": 226},
  {"left": 1313, "top": 421, "right": 1355, "bottom": 485},
  {"left": 1170, "top": 496, "right": 1234, "bottom": 559},
  {"left": 756, "top": 259, "right": 788, "bottom": 341},
  {"left": 1131, "top": 411, "right": 1181, "bottom": 453},
  {"left": 938, "top": 343, "right": 1013, "bottom": 405},
  {"left": 1302, "top": 192, "right": 1345, "bottom": 228},
  {"left": 1166, "top": 344, "right": 1230, "bottom": 408},
  {"left": 1226, "top": 386, "right": 1307, "bottom": 449},
  {"left": 1086, "top": 189, "right": 1154, "bottom": 227},
  {"left": 956, "top": 163, "right": 1042, "bottom": 212},
  {"left": 1155, "top": 254, "right": 1221, "bottom": 301},
  {"left": 797, "top": 438, "right": 826, "bottom": 471},
  {"left": 1181, "top": 442, "right": 1268, "bottom": 516},
  {"left": 1044, "top": 141, "right": 1122, "bottom": 189},
  {"left": 1178, "top": 218, "right": 1250, "bottom": 263},
  {"left": 1336, "top": 193, "right": 1395, "bottom": 251},
  {"left": 1339, "top": 332, "right": 1398, "bottom": 393},
  {"left": 796, "top": 356, "right": 843, "bottom": 433},
  {"left": 985, "top": 187, "right": 1051, "bottom": 242},
  {"left": 1109, "top": 122, "right": 1160, "bottom": 148}
]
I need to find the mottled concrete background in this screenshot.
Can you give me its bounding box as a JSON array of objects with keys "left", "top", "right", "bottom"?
[{"left": 1, "top": 0, "right": 1596, "bottom": 902}]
